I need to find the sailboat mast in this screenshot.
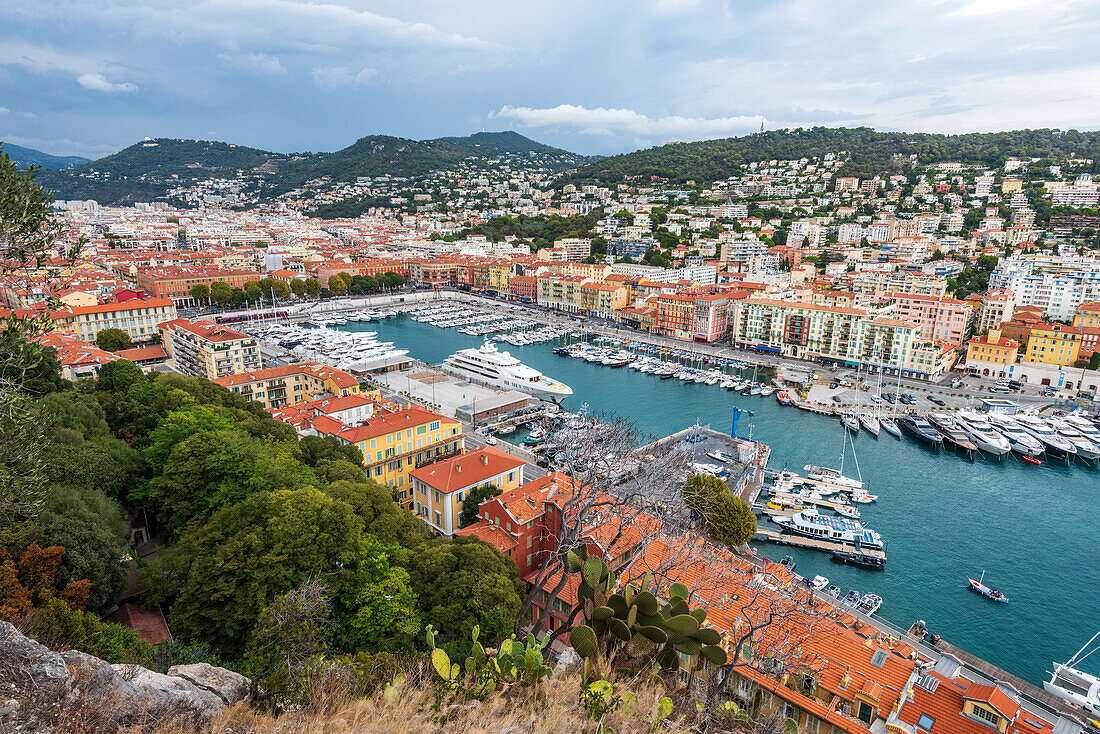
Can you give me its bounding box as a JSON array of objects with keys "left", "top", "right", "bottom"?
[{"left": 1067, "top": 628, "right": 1100, "bottom": 666}]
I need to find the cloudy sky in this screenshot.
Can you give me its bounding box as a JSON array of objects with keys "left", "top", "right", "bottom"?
[{"left": 2, "top": 0, "right": 1099, "bottom": 159}]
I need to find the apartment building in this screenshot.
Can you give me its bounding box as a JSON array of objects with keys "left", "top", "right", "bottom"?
[
  {"left": 848, "top": 271, "right": 948, "bottom": 298},
  {"left": 327, "top": 406, "right": 465, "bottom": 508},
  {"left": 989, "top": 254, "right": 1100, "bottom": 320},
  {"left": 51, "top": 298, "right": 177, "bottom": 343},
  {"left": 965, "top": 329, "right": 1020, "bottom": 378},
  {"left": 976, "top": 288, "right": 1016, "bottom": 332},
  {"left": 1072, "top": 301, "right": 1100, "bottom": 328},
  {"left": 212, "top": 361, "right": 363, "bottom": 409},
  {"left": 882, "top": 293, "right": 973, "bottom": 346},
  {"left": 37, "top": 332, "right": 119, "bottom": 381},
  {"left": 730, "top": 298, "right": 949, "bottom": 377},
  {"left": 409, "top": 446, "right": 524, "bottom": 535},
  {"left": 1023, "top": 323, "right": 1082, "bottom": 367},
  {"left": 160, "top": 318, "right": 260, "bottom": 379},
  {"left": 133, "top": 266, "right": 264, "bottom": 306}
]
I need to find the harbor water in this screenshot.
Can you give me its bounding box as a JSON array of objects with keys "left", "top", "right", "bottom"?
[{"left": 339, "top": 315, "right": 1099, "bottom": 687}]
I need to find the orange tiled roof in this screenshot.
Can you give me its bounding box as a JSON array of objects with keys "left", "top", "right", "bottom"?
[{"left": 409, "top": 446, "right": 524, "bottom": 494}]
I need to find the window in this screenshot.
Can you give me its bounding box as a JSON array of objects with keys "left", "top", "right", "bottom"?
[
  {"left": 917, "top": 713, "right": 935, "bottom": 731},
  {"left": 784, "top": 703, "right": 797, "bottom": 720},
  {"left": 971, "top": 705, "right": 999, "bottom": 726},
  {"left": 857, "top": 701, "right": 873, "bottom": 723},
  {"left": 804, "top": 714, "right": 819, "bottom": 733},
  {"left": 430, "top": 421, "right": 440, "bottom": 430}
]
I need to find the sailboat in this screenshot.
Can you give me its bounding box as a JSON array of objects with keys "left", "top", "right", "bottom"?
[
  {"left": 1044, "top": 629, "right": 1100, "bottom": 715},
  {"left": 880, "top": 367, "right": 903, "bottom": 437},
  {"left": 804, "top": 427, "right": 865, "bottom": 490}
]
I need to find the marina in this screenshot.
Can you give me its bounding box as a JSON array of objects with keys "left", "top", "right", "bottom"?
[{"left": 309, "top": 307, "right": 1098, "bottom": 689}]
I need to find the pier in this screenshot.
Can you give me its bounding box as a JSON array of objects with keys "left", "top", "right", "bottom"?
[
  {"left": 764, "top": 489, "right": 854, "bottom": 511},
  {"left": 753, "top": 528, "right": 888, "bottom": 564}
]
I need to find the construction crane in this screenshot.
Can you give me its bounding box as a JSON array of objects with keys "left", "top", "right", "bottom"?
[{"left": 731, "top": 406, "right": 755, "bottom": 439}]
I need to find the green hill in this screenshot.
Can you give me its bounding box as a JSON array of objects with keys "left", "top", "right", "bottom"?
[
  {"left": 1, "top": 142, "right": 89, "bottom": 170},
  {"left": 558, "top": 127, "right": 1100, "bottom": 186},
  {"left": 68, "top": 138, "right": 285, "bottom": 180}
]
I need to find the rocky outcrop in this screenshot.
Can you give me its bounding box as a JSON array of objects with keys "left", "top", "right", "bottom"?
[{"left": 0, "top": 621, "right": 250, "bottom": 731}]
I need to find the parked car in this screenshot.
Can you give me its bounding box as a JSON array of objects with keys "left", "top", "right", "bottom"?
[
  {"left": 990, "top": 386, "right": 1010, "bottom": 394},
  {"left": 928, "top": 396, "right": 946, "bottom": 406},
  {"left": 870, "top": 395, "right": 883, "bottom": 404},
  {"left": 832, "top": 395, "right": 844, "bottom": 403},
  {"left": 883, "top": 393, "right": 897, "bottom": 404}
]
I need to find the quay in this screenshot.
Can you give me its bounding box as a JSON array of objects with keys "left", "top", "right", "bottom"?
[
  {"left": 753, "top": 528, "right": 888, "bottom": 564},
  {"left": 764, "top": 489, "right": 851, "bottom": 511}
]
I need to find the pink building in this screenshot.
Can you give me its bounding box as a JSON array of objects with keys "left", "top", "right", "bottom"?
[
  {"left": 884, "top": 293, "right": 973, "bottom": 346},
  {"left": 692, "top": 292, "right": 731, "bottom": 342}
]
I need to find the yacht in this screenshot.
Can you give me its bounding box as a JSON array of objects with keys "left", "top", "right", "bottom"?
[
  {"left": 926, "top": 413, "right": 977, "bottom": 456},
  {"left": 955, "top": 411, "right": 1011, "bottom": 456},
  {"left": 841, "top": 414, "right": 860, "bottom": 432},
  {"left": 443, "top": 338, "right": 573, "bottom": 403},
  {"left": 898, "top": 415, "right": 943, "bottom": 450},
  {"left": 1050, "top": 420, "right": 1100, "bottom": 461},
  {"left": 770, "top": 507, "right": 884, "bottom": 550},
  {"left": 1015, "top": 413, "right": 1077, "bottom": 458},
  {"left": 803, "top": 464, "right": 864, "bottom": 490},
  {"left": 1043, "top": 630, "right": 1100, "bottom": 716},
  {"left": 987, "top": 414, "right": 1045, "bottom": 457}
]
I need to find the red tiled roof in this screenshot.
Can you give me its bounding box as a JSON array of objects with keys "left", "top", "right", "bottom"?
[
  {"left": 455, "top": 522, "right": 518, "bottom": 553},
  {"left": 410, "top": 446, "right": 524, "bottom": 494}
]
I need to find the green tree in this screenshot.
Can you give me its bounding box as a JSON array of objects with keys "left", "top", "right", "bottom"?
[
  {"left": 144, "top": 487, "right": 366, "bottom": 657},
  {"left": 402, "top": 536, "right": 522, "bottom": 659},
  {"left": 0, "top": 146, "right": 65, "bottom": 269},
  {"left": 145, "top": 427, "right": 315, "bottom": 537},
  {"left": 459, "top": 482, "right": 500, "bottom": 528},
  {"left": 298, "top": 435, "right": 363, "bottom": 469},
  {"left": 229, "top": 288, "right": 248, "bottom": 308},
  {"left": 1089, "top": 351, "right": 1100, "bottom": 370},
  {"left": 95, "top": 328, "right": 134, "bottom": 352},
  {"left": 18, "top": 484, "right": 130, "bottom": 612},
  {"left": 271, "top": 280, "right": 291, "bottom": 300},
  {"left": 289, "top": 279, "right": 306, "bottom": 298},
  {"left": 683, "top": 474, "right": 757, "bottom": 547},
  {"left": 190, "top": 283, "right": 210, "bottom": 302},
  {"left": 96, "top": 359, "right": 146, "bottom": 395},
  {"left": 328, "top": 274, "right": 348, "bottom": 296},
  {"left": 333, "top": 537, "right": 420, "bottom": 652},
  {"left": 209, "top": 281, "right": 232, "bottom": 307},
  {"left": 325, "top": 479, "right": 430, "bottom": 551},
  {"left": 304, "top": 278, "right": 321, "bottom": 298},
  {"left": 245, "top": 284, "right": 262, "bottom": 304}
]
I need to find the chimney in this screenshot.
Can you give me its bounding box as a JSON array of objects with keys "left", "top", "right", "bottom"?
[{"left": 480, "top": 454, "right": 489, "bottom": 465}]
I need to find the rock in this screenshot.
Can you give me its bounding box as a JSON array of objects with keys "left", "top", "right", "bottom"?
[
  {"left": 0, "top": 621, "right": 251, "bottom": 729},
  {"left": 168, "top": 663, "right": 251, "bottom": 706},
  {"left": 554, "top": 646, "right": 581, "bottom": 672},
  {"left": 1, "top": 621, "right": 69, "bottom": 685}
]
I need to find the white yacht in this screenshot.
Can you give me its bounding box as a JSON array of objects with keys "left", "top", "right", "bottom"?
[
  {"left": 956, "top": 411, "right": 1011, "bottom": 456},
  {"left": 987, "top": 414, "right": 1045, "bottom": 457},
  {"left": 858, "top": 414, "right": 881, "bottom": 436},
  {"left": 1043, "top": 630, "right": 1100, "bottom": 717},
  {"left": 1015, "top": 413, "right": 1077, "bottom": 458},
  {"left": 443, "top": 338, "right": 573, "bottom": 403},
  {"left": 770, "top": 507, "right": 884, "bottom": 549}
]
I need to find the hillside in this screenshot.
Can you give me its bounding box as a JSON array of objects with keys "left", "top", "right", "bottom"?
[
  {"left": 271, "top": 131, "right": 586, "bottom": 192},
  {"left": 1, "top": 142, "right": 89, "bottom": 170},
  {"left": 35, "top": 131, "right": 587, "bottom": 205},
  {"left": 558, "top": 127, "right": 1100, "bottom": 186}
]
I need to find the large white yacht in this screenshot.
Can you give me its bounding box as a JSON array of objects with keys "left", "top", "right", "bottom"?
[{"left": 444, "top": 338, "right": 573, "bottom": 403}]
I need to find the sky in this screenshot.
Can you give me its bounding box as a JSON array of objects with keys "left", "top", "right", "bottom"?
[{"left": 2, "top": 0, "right": 1100, "bottom": 159}]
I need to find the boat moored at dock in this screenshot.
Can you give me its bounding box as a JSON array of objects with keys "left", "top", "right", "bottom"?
[{"left": 769, "top": 507, "right": 884, "bottom": 550}]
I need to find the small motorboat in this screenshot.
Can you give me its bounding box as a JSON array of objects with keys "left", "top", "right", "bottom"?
[
  {"left": 706, "top": 449, "right": 730, "bottom": 464},
  {"left": 779, "top": 555, "right": 797, "bottom": 573},
  {"left": 811, "top": 575, "right": 829, "bottom": 591},
  {"left": 849, "top": 492, "right": 878, "bottom": 504},
  {"left": 842, "top": 414, "right": 860, "bottom": 432},
  {"left": 844, "top": 590, "right": 860, "bottom": 605},
  {"left": 968, "top": 571, "right": 1008, "bottom": 603},
  {"left": 826, "top": 584, "right": 842, "bottom": 598},
  {"left": 1023, "top": 456, "right": 1042, "bottom": 465},
  {"left": 857, "top": 594, "right": 883, "bottom": 615},
  {"left": 837, "top": 504, "right": 861, "bottom": 520}
]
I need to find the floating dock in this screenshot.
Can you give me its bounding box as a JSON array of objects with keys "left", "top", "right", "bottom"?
[
  {"left": 753, "top": 529, "right": 887, "bottom": 565},
  {"left": 764, "top": 490, "right": 853, "bottom": 511}
]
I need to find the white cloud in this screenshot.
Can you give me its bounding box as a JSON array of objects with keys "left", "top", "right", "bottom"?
[
  {"left": 0, "top": 107, "right": 8, "bottom": 114},
  {"left": 948, "top": 0, "right": 1052, "bottom": 16},
  {"left": 217, "top": 52, "right": 286, "bottom": 76},
  {"left": 492, "top": 104, "right": 764, "bottom": 141},
  {"left": 312, "top": 65, "right": 376, "bottom": 90},
  {"left": 77, "top": 72, "right": 138, "bottom": 93}
]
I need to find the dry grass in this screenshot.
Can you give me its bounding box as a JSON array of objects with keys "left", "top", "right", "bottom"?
[{"left": 193, "top": 670, "right": 676, "bottom": 734}]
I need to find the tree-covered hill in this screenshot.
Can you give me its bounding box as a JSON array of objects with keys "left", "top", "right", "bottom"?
[
  {"left": 558, "top": 127, "right": 1100, "bottom": 186},
  {"left": 67, "top": 138, "right": 286, "bottom": 180},
  {"left": 0, "top": 142, "right": 89, "bottom": 170}
]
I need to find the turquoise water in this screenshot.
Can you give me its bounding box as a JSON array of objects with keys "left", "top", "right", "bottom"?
[{"left": 343, "top": 316, "right": 1099, "bottom": 687}]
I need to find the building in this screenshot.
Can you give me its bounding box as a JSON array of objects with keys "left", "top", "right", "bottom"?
[
  {"left": 409, "top": 446, "right": 525, "bottom": 535},
  {"left": 330, "top": 406, "right": 465, "bottom": 509},
  {"left": 1023, "top": 323, "right": 1082, "bottom": 367},
  {"left": 133, "top": 266, "right": 264, "bottom": 306},
  {"left": 1072, "top": 301, "right": 1100, "bottom": 328},
  {"left": 51, "top": 298, "right": 177, "bottom": 343},
  {"left": 730, "top": 297, "right": 950, "bottom": 378},
  {"left": 976, "top": 289, "right": 1016, "bottom": 333},
  {"left": 965, "top": 329, "right": 1020, "bottom": 378},
  {"left": 36, "top": 332, "right": 118, "bottom": 380},
  {"left": 159, "top": 318, "right": 261, "bottom": 379},
  {"left": 882, "top": 294, "right": 973, "bottom": 346},
  {"left": 213, "top": 361, "right": 364, "bottom": 409},
  {"left": 989, "top": 254, "right": 1100, "bottom": 321}
]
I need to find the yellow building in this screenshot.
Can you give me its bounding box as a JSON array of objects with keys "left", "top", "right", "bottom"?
[
  {"left": 409, "top": 446, "right": 525, "bottom": 535},
  {"left": 213, "top": 361, "right": 370, "bottom": 409},
  {"left": 965, "top": 329, "right": 1020, "bottom": 378},
  {"left": 159, "top": 318, "right": 260, "bottom": 379},
  {"left": 1073, "top": 301, "right": 1100, "bottom": 328},
  {"left": 1024, "top": 323, "right": 1082, "bottom": 367},
  {"left": 328, "top": 406, "right": 465, "bottom": 508},
  {"left": 487, "top": 261, "right": 513, "bottom": 293},
  {"left": 52, "top": 298, "right": 177, "bottom": 342}
]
